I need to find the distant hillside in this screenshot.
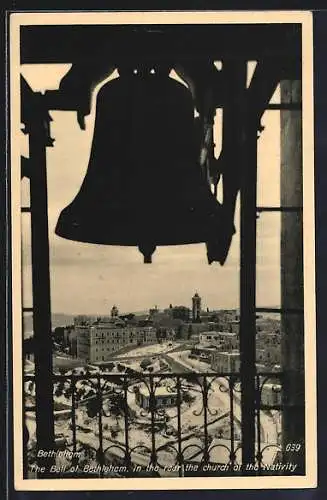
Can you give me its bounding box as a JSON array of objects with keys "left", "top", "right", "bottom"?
[
  {"left": 23, "top": 308, "right": 244, "bottom": 336},
  {"left": 24, "top": 313, "right": 75, "bottom": 335}
]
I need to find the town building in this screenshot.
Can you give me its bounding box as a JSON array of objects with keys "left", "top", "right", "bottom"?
[
  {"left": 190, "top": 345, "right": 216, "bottom": 363},
  {"left": 211, "top": 350, "right": 241, "bottom": 373},
  {"left": 256, "top": 331, "right": 281, "bottom": 366},
  {"left": 63, "top": 326, "right": 78, "bottom": 357},
  {"left": 256, "top": 331, "right": 281, "bottom": 347},
  {"left": 149, "top": 305, "right": 159, "bottom": 317},
  {"left": 164, "top": 305, "right": 191, "bottom": 322},
  {"left": 199, "top": 331, "right": 239, "bottom": 351},
  {"left": 261, "top": 383, "right": 282, "bottom": 407},
  {"left": 206, "top": 310, "right": 239, "bottom": 330},
  {"left": 76, "top": 320, "right": 157, "bottom": 363},
  {"left": 255, "top": 363, "right": 272, "bottom": 373},
  {"left": 256, "top": 347, "right": 280, "bottom": 366},
  {"left": 199, "top": 332, "right": 220, "bottom": 346},
  {"left": 74, "top": 315, "right": 97, "bottom": 326},
  {"left": 178, "top": 322, "right": 211, "bottom": 339},
  {"left": 135, "top": 386, "right": 178, "bottom": 410},
  {"left": 227, "top": 320, "right": 240, "bottom": 334},
  {"left": 189, "top": 330, "right": 240, "bottom": 365},
  {"left": 156, "top": 327, "right": 176, "bottom": 342},
  {"left": 256, "top": 316, "right": 281, "bottom": 333}
]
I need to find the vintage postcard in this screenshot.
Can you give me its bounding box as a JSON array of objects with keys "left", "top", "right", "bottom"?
[{"left": 9, "top": 10, "right": 316, "bottom": 491}]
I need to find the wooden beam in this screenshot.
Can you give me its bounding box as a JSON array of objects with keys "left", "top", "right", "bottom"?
[
  {"left": 20, "top": 24, "right": 301, "bottom": 65},
  {"left": 246, "top": 57, "right": 301, "bottom": 121}
]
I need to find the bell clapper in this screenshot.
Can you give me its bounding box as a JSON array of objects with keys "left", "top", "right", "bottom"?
[{"left": 138, "top": 244, "right": 156, "bottom": 264}]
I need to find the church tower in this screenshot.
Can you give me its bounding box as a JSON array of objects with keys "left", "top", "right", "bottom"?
[
  {"left": 111, "top": 305, "right": 119, "bottom": 318},
  {"left": 192, "top": 292, "right": 201, "bottom": 322}
]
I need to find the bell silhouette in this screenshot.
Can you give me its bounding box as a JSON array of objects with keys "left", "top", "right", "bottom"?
[{"left": 55, "top": 64, "right": 224, "bottom": 263}]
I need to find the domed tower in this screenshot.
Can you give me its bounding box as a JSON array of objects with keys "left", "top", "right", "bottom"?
[
  {"left": 192, "top": 292, "right": 202, "bottom": 322},
  {"left": 111, "top": 305, "right": 119, "bottom": 318}
]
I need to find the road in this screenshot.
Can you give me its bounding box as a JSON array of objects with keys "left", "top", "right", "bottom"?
[
  {"left": 165, "top": 351, "right": 279, "bottom": 446},
  {"left": 162, "top": 354, "right": 194, "bottom": 373}
]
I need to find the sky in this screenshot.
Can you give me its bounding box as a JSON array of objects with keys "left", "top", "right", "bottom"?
[{"left": 20, "top": 63, "right": 281, "bottom": 315}]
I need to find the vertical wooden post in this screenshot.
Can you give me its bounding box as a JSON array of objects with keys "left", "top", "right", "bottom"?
[
  {"left": 239, "top": 106, "right": 258, "bottom": 470},
  {"left": 280, "top": 79, "right": 305, "bottom": 472},
  {"left": 28, "top": 93, "right": 55, "bottom": 476},
  {"left": 223, "top": 60, "right": 257, "bottom": 469}
]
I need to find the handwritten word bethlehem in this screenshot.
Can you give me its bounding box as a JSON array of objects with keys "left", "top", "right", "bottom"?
[{"left": 37, "top": 449, "right": 84, "bottom": 459}]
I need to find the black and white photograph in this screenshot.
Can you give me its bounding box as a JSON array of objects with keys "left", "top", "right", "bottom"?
[{"left": 9, "top": 11, "right": 316, "bottom": 490}]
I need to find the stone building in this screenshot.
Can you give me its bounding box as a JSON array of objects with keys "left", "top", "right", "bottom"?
[
  {"left": 211, "top": 350, "right": 241, "bottom": 373},
  {"left": 199, "top": 331, "right": 239, "bottom": 351},
  {"left": 256, "top": 331, "right": 281, "bottom": 366},
  {"left": 261, "top": 383, "right": 282, "bottom": 407},
  {"left": 76, "top": 320, "right": 157, "bottom": 363},
  {"left": 135, "top": 386, "right": 178, "bottom": 410}
]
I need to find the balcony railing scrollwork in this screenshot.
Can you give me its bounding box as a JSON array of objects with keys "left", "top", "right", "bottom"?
[{"left": 23, "top": 371, "right": 285, "bottom": 478}]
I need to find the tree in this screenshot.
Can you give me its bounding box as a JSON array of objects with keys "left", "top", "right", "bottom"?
[
  {"left": 140, "top": 358, "right": 152, "bottom": 370},
  {"left": 58, "top": 381, "right": 65, "bottom": 392},
  {"left": 53, "top": 327, "right": 65, "bottom": 347},
  {"left": 88, "top": 388, "right": 96, "bottom": 398},
  {"left": 65, "top": 386, "right": 73, "bottom": 397},
  {"left": 23, "top": 338, "right": 34, "bottom": 357},
  {"left": 86, "top": 397, "right": 101, "bottom": 418},
  {"left": 175, "top": 324, "right": 183, "bottom": 339},
  {"left": 182, "top": 391, "right": 196, "bottom": 405},
  {"left": 77, "top": 387, "right": 86, "bottom": 400},
  {"left": 106, "top": 362, "right": 115, "bottom": 372},
  {"left": 108, "top": 393, "right": 125, "bottom": 424},
  {"left": 54, "top": 386, "right": 63, "bottom": 398},
  {"left": 217, "top": 429, "right": 224, "bottom": 438},
  {"left": 111, "top": 428, "right": 119, "bottom": 439}
]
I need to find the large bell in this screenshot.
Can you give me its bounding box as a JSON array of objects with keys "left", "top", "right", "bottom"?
[{"left": 55, "top": 63, "right": 225, "bottom": 263}]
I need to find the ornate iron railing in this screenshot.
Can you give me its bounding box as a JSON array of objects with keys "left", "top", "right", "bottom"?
[{"left": 23, "top": 371, "right": 285, "bottom": 478}]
